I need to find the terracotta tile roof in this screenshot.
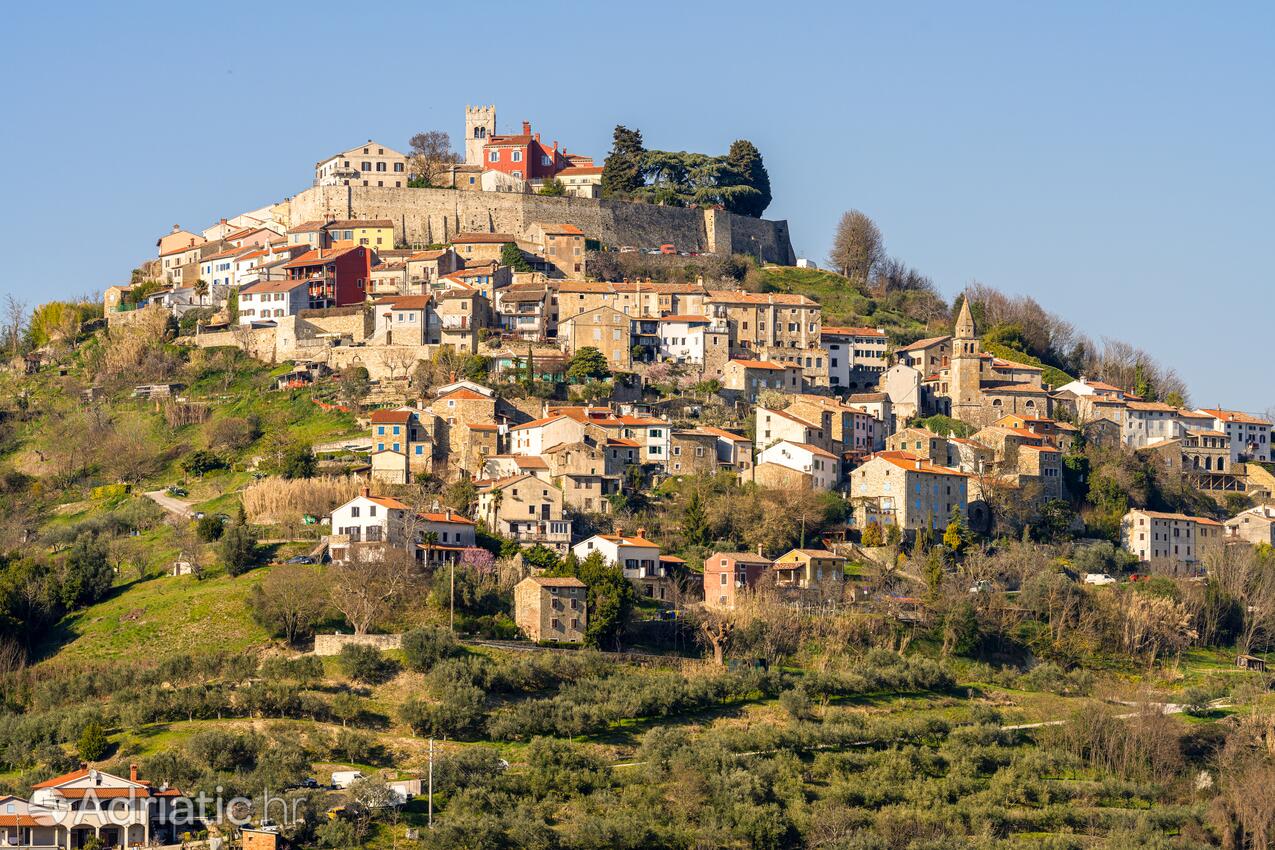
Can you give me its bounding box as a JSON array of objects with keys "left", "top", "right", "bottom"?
[
  {"left": 385, "top": 296, "right": 431, "bottom": 310},
  {"left": 32, "top": 769, "right": 91, "bottom": 789},
  {"left": 509, "top": 415, "right": 571, "bottom": 431},
  {"left": 847, "top": 392, "right": 889, "bottom": 403},
  {"left": 872, "top": 450, "right": 969, "bottom": 477},
  {"left": 450, "top": 267, "right": 498, "bottom": 278},
  {"left": 451, "top": 232, "right": 516, "bottom": 244},
  {"left": 367, "top": 495, "right": 411, "bottom": 510},
  {"left": 514, "top": 455, "right": 549, "bottom": 467},
  {"left": 786, "top": 441, "right": 838, "bottom": 459},
  {"left": 597, "top": 532, "right": 660, "bottom": 547},
  {"left": 821, "top": 326, "right": 886, "bottom": 337},
  {"left": 525, "top": 576, "right": 586, "bottom": 587},
  {"left": 436, "top": 388, "right": 490, "bottom": 401},
  {"left": 1132, "top": 509, "right": 1223, "bottom": 526},
  {"left": 657, "top": 314, "right": 709, "bottom": 323},
  {"left": 370, "top": 409, "right": 415, "bottom": 423},
  {"left": 697, "top": 426, "right": 750, "bottom": 442},
  {"left": 240, "top": 278, "right": 306, "bottom": 295},
  {"left": 705, "top": 552, "right": 773, "bottom": 566},
  {"left": 706, "top": 290, "right": 817, "bottom": 306},
  {"left": 419, "top": 511, "right": 476, "bottom": 524},
  {"left": 780, "top": 548, "right": 844, "bottom": 559},
  {"left": 467, "top": 423, "right": 499, "bottom": 431},
  {"left": 532, "top": 222, "right": 584, "bottom": 235},
  {"left": 607, "top": 437, "right": 641, "bottom": 447},
  {"left": 729, "top": 359, "right": 787, "bottom": 370},
  {"left": 281, "top": 245, "right": 361, "bottom": 268},
  {"left": 896, "top": 335, "right": 950, "bottom": 352},
  {"left": 328, "top": 219, "right": 393, "bottom": 229},
  {"left": 1126, "top": 401, "right": 1178, "bottom": 412},
  {"left": 410, "top": 249, "right": 449, "bottom": 261},
  {"left": 982, "top": 382, "right": 1049, "bottom": 394},
  {"left": 1198, "top": 408, "right": 1272, "bottom": 425},
  {"left": 556, "top": 165, "right": 604, "bottom": 176},
  {"left": 287, "top": 220, "right": 329, "bottom": 234}
]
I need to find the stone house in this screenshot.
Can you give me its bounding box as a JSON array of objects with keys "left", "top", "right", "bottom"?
[
  {"left": 703, "top": 552, "right": 773, "bottom": 609},
  {"left": 697, "top": 426, "right": 753, "bottom": 472},
  {"left": 450, "top": 232, "right": 516, "bottom": 265},
  {"left": 476, "top": 474, "right": 571, "bottom": 552},
  {"left": 573, "top": 528, "right": 672, "bottom": 600},
  {"left": 515, "top": 576, "right": 587, "bottom": 643},
  {"left": 525, "top": 222, "right": 586, "bottom": 279},
  {"left": 558, "top": 305, "right": 633, "bottom": 372},
  {"left": 895, "top": 335, "right": 950, "bottom": 375},
  {"left": 436, "top": 290, "right": 484, "bottom": 353},
  {"left": 541, "top": 440, "right": 626, "bottom": 513},
  {"left": 705, "top": 290, "right": 821, "bottom": 355},
  {"left": 850, "top": 451, "right": 969, "bottom": 534},
  {"left": 721, "top": 359, "right": 803, "bottom": 402},
  {"left": 370, "top": 408, "right": 437, "bottom": 484},
  {"left": 1121, "top": 509, "right": 1224, "bottom": 566},
  {"left": 668, "top": 430, "right": 720, "bottom": 476}
]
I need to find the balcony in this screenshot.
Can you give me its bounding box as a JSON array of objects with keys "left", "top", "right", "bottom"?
[{"left": 440, "top": 316, "right": 470, "bottom": 329}]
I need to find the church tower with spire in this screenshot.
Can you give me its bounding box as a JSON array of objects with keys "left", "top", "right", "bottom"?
[{"left": 949, "top": 296, "right": 985, "bottom": 424}]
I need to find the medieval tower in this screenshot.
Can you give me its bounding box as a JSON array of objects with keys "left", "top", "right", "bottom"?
[
  {"left": 464, "top": 105, "right": 497, "bottom": 166},
  {"left": 949, "top": 296, "right": 985, "bottom": 424}
]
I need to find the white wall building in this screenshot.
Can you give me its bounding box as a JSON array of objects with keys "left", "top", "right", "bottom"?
[
  {"left": 756, "top": 440, "right": 839, "bottom": 490},
  {"left": 1196, "top": 408, "right": 1273, "bottom": 463}
]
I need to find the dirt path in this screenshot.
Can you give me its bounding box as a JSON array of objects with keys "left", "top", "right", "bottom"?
[{"left": 143, "top": 489, "right": 195, "bottom": 519}]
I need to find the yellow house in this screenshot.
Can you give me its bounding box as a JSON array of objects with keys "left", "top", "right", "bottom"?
[{"left": 327, "top": 219, "right": 396, "bottom": 252}]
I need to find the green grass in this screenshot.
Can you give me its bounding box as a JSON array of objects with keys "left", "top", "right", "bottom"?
[
  {"left": 35, "top": 568, "right": 271, "bottom": 664},
  {"left": 981, "top": 340, "right": 1074, "bottom": 390},
  {"left": 759, "top": 267, "right": 927, "bottom": 333}
]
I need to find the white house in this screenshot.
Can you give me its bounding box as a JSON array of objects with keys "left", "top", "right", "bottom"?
[
  {"left": 509, "top": 415, "right": 588, "bottom": 456},
  {"left": 1121, "top": 402, "right": 1191, "bottom": 449},
  {"left": 820, "top": 325, "right": 887, "bottom": 389},
  {"left": 197, "top": 246, "right": 244, "bottom": 296},
  {"left": 755, "top": 407, "right": 826, "bottom": 452},
  {"left": 1196, "top": 408, "right": 1273, "bottom": 463},
  {"left": 655, "top": 315, "right": 711, "bottom": 364},
  {"left": 756, "top": 440, "right": 840, "bottom": 490},
  {"left": 328, "top": 489, "right": 474, "bottom": 564},
  {"left": 237, "top": 279, "right": 309, "bottom": 324},
  {"left": 2, "top": 765, "right": 192, "bottom": 849},
  {"left": 573, "top": 529, "right": 663, "bottom": 581}
]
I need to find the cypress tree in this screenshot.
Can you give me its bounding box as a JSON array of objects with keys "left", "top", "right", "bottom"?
[
  {"left": 601, "top": 125, "right": 647, "bottom": 198},
  {"left": 723, "top": 139, "right": 772, "bottom": 217}
]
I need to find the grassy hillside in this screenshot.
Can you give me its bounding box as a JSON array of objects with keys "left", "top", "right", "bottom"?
[
  {"left": 982, "top": 340, "right": 1075, "bottom": 389},
  {"left": 757, "top": 266, "right": 932, "bottom": 338}
]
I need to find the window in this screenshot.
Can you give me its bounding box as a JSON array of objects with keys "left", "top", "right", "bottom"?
[
  {"left": 511, "top": 151, "right": 523, "bottom": 162},
  {"left": 351, "top": 506, "right": 361, "bottom": 518},
  {"left": 489, "top": 150, "right": 499, "bottom": 163},
  {"left": 394, "top": 162, "right": 404, "bottom": 172},
  {"left": 376, "top": 162, "right": 386, "bottom": 172},
  {"left": 361, "top": 162, "right": 371, "bottom": 171},
  {"left": 541, "top": 154, "right": 552, "bottom": 166}
]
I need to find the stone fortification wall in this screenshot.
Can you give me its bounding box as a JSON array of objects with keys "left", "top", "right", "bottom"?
[{"left": 278, "top": 185, "right": 795, "bottom": 264}]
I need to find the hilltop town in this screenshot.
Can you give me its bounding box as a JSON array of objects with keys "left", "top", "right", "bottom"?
[{"left": 1, "top": 106, "right": 1275, "bottom": 850}]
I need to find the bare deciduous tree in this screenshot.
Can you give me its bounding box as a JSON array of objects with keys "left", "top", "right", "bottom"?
[
  {"left": 829, "top": 210, "right": 884, "bottom": 284},
  {"left": 255, "top": 564, "right": 330, "bottom": 645},
  {"left": 408, "top": 131, "right": 460, "bottom": 188},
  {"left": 329, "top": 548, "right": 417, "bottom": 634}
]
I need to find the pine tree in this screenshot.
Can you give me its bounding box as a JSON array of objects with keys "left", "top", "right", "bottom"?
[
  {"left": 723, "top": 140, "right": 772, "bottom": 217},
  {"left": 601, "top": 125, "right": 646, "bottom": 198},
  {"left": 77, "top": 720, "right": 108, "bottom": 761},
  {"left": 683, "top": 490, "right": 709, "bottom": 547}
]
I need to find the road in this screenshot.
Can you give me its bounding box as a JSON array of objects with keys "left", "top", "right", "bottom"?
[{"left": 143, "top": 490, "right": 195, "bottom": 519}]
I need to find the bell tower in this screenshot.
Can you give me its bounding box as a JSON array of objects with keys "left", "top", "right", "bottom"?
[
  {"left": 464, "top": 104, "right": 496, "bottom": 166},
  {"left": 950, "top": 296, "right": 984, "bottom": 424}
]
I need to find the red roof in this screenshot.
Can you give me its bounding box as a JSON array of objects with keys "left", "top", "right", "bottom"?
[
  {"left": 281, "top": 245, "right": 360, "bottom": 268},
  {"left": 872, "top": 451, "right": 969, "bottom": 477},
  {"left": 32, "top": 769, "right": 91, "bottom": 789},
  {"left": 729, "top": 359, "right": 787, "bottom": 370},
  {"left": 451, "top": 232, "right": 516, "bottom": 244},
  {"left": 436, "top": 388, "right": 490, "bottom": 401},
  {"left": 419, "top": 512, "right": 476, "bottom": 525},
  {"left": 371, "top": 409, "right": 414, "bottom": 423},
  {"left": 821, "top": 326, "right": 886, "bottom": 338}
]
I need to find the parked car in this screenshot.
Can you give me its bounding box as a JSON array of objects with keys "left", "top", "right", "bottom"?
[
  {"left": 167, "top": 486, "right": 188, "bottom": 497},
  {"left": 659, "top": 243, "right": 676, "bottom": 255},
  {"left": 1083, "top": 573, "right": 1118, "bottom": 586},
  {"left": 286, "top": 555, "right": 316, "bottom": 565}
]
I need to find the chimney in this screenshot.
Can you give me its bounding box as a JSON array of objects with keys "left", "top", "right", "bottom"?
[
  {"left": 534, "top": 132, "right": 541, "bottom": 143},
  {"left": 522, "top": 121, "right": 531, "bottom": 135},
  {"left": 360, "top": 486, "right": 370, "bottom": 498},
  {"left": 614, "top": 525, "right": 623, "bottom": 536},
  {"left": 130, "top": 763, "right": 139, "bottom": 782},
  {"left": 221, "top": 218, "right": 228, "bottom": 225},
  {"left": 914, "top": 459, "right": 922, "bottom": 470},
  {"left": 636, "top": 527, "right": 647, "bottom": 539},
  {"left": 171, "top": 224, "right": 180, "bottom": 233},
  {"left": 552, "top": 140, "right": 558, "bottom": 152}
]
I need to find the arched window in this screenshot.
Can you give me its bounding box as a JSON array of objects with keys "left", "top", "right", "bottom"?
[
  {"left": 1025, "top": 399, "right": 1035, "bottom": 410},
  {"left": 992, "top": 398, "right": 1002, "bottom": 407}
]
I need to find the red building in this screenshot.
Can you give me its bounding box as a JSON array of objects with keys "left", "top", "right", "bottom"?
[
  {"left": 483, "top": 121, "right": 590, "bottom": 181},
  {"left": 281, "top": 244, "right": 371, "bottom": 308}
]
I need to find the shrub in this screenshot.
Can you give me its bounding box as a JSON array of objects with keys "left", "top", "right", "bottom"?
[
  {"left": 338, "top": 644, "right": 399, "bottom": 685},
  {"left": 195, "top": 514, "right": 225, "bottom": 542},
  {"left": 206, "top": 416, "right": 261, "bottom": 451},
  {"left": 401, "top": 626, "right": 459, "bottom": 673},
  {"left": 181, "top": 450, "right": 227, "bottom": 477},
  {"left": 77, "top": 720, "right": 108, "bottom": 761}
]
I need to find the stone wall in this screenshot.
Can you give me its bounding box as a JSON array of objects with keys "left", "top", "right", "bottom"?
[
  {"left": 277, "top": 185, "right": 795, "bottom": 264},
  {"left": 313, "top": 633, "right": 402, "bottom": 656}
]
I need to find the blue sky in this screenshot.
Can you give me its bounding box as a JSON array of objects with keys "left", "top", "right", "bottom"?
[{"left": 1, "top": 1, "right": 1270, "bottom": 411}]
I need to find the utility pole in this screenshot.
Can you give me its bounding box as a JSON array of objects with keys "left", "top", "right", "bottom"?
[{"left": 428, "top": 738, "right": 434, "bottom": 828}]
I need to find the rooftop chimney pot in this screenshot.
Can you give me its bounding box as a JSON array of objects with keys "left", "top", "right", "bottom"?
[
  {"left": 522, "top": 121, "right": 531, "bottom": 135},
  {"left": 360, "top": 486, "right": 370, "bottom": 498}
]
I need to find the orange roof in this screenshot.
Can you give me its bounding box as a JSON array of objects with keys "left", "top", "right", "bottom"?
[
  {"left": 706, "top": 290, "right": 817, "bottom": 306},
  {"left": 410, "top": 249, "right": 449, "bottom": 261},
  {"left": 1126, "top": 401, "right": 1178, "bottom": 412},
  {"left": 821, "top": 326, "right": 886, "bottom": 337},
  {"left": 419, "top": 512, "right": 476, "bottom": 525},
  {"left": 384, "top": 295, "right": 431, "bottom": 310},
  {"left": 1198, "top": 408, "right": 1272, "bottom": 425},
  {"left": 657, "top": 314, "right": 709, "bottom": 323},
  {"left": 597, "top": 533, "right": 660, "bottom": 548},
  {"left": 281, "top": 245, "right": 361, "bottom": 268},
  {"left": 467, "top": 423, "right": 499, "bottom": 431},
  {"left": 240, "top": 278, "right": 306, "bottom": 295},
  {"left": 872, "top": 451, "right": 969, "bottom": 477},
  {"left": 556, "top": 165, "right": 604, "bottom": 176},
  {"left": 607, "top": 437, "right": 640, "bottom": 447},
  {"left": 32, "top": 769, "right": 91, "bottom": 789},
  {"left": 697, "top": 426, "right": 750, "bottom": 442},
  {"left": 729, "top": 359, "right": 787, "bottom": 370},
  {"left": 451, "top": 232, "right": 515, "bottom": 244},
  {"left": 367, "top": 495, "right": 411, "bottom": 510},
  {"left": 896, "top": 335, "right": 950, "bottom": 352},
  {"left": 509, "top": 415, "right": 570, "bottom": 431},
  {"left": 450, "top": 267, "right": 499, "bottom": 278},
  {"left": 1133, "top": 509, "right": 1223, "bottom": 526},
  {"left": 371, "top": 409, "right": 414, "bottom": 423},
  {"left": 436, "top": 388, "right": 490, "bottom": 401},
  {"left": 533, "top": 222, "right": 584, "bottom": 235}
]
